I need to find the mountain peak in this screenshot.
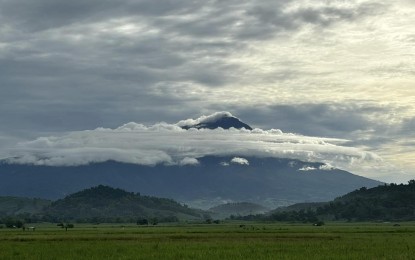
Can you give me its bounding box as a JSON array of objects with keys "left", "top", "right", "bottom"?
[{"left": 178, "top": 112, "right": 253, "bottom": 130}]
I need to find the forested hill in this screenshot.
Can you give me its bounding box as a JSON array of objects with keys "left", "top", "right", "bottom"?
[
  {"left": 318, "top": 181, "right": 415, "bottom": 221},
  {"left": 42, "top": 185, "right": 204, "bottom": 223},
  {"left": 240, "top": 181, "right": 415, "bottom": 222}
]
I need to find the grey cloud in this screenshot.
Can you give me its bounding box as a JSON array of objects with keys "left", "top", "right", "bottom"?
[
  {"left": 295, "top": 3, "right": 386, "bottom": 26},
  {"left": 208, "top": 103, "right": 410, "bottom": 152},
  {"left": 236, "top": 1, "right": 387, "bottom": 39},
  {"left": 400, "top": 117, "right": 415, "bottom": 135},
  {"left": 0, "top": 0, "right": 193, "bottom": 32},
  {"left": 0, "top": 0, "right": 388, "bottom": 97},
  {"left": 0, "top": 0, "right": 386, "bottom": 40},
  {"left": 226, "top": 103, "right": 389, "bottom": 137}
]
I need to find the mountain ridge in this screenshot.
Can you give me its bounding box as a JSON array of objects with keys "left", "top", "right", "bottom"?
[{"left": 0, "top": 157, "right": 382, "bottom": 209}]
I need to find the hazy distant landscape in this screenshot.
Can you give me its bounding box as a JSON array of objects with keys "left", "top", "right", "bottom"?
[{"left": 1, "top": 180, "right": 415, "bottom": 225}]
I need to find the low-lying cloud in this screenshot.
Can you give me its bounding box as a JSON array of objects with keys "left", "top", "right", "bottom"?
[
  {"left": 230, "top": 157, "right": 250, "bottom": 166},
  {"left": 299, "top": 164, "right": 335, "bottom": 171},
  {"left": 3, "top": 113, "right": 381, "bottom": 177}
]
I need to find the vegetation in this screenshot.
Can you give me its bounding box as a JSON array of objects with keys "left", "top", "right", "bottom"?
[
  {"left": 0, "top": 185, "right": 205, "bottom": 224},
  {"left": 0, "top": 196, "right": 51, "bottom": 216},
  {"left": 0, "top": 222, "right": 414, "bottom": 259},
  {"left": 1, "top": 182, "right": 415, "bottom": 258},
  {"left": 2, "top": 181, "right": 415, "bottom": 226},
  {"left": 42, "top": 185, "right": 203, "bottom": 223},
  {"left": 236, "top": 181, "right": 415, "bottom": 222},
  {"left": 320, "top": 181, "right": 415, "bottom": 221}
]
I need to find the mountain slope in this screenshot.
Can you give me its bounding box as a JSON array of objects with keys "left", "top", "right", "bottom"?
[
  {"left": 43, "top": 185, "right": 204, "bottom": 222},
  {"left": 0, "top": 196, "right": 51, "bottom": 216},
  {"left": 0, "top": 157, "right": 382, "bottom": 209}
]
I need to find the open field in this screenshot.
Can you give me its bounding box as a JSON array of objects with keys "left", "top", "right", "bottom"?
[{"left": 0, "top": 222, "right": 414, "bottom": 259}]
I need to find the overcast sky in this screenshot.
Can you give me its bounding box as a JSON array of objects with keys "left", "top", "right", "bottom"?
[{"left": 0, "top": 0, "right": 414, "bottom": 183}]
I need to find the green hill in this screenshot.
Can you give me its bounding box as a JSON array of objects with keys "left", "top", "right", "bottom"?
[
  {"left": 42, "top": 185, "right": 205, "bottom": 223},
  {"left": 238, "top": 181, "right": 415, "bottom": 222},
  {"left": 315, "top": 181, "right": 415, "bottom": 221}
]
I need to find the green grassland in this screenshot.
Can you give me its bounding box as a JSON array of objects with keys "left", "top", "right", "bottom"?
[{"left": 0, "top": 222, "right": 414, "bottom": 259}]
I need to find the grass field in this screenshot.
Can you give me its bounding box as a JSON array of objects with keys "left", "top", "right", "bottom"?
[{"left": 0, "top": 222, "right": 414, "bottom": 259}]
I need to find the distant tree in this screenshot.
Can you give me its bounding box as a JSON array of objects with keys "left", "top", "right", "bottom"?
[
  {"left": 150, "top": 217, "right": 158, "bottom": 225},
  {"left": 203, "top": 213, "right": 211, "bottom": 221},
  {"left": 136, "top": 218, "right": 148, "bottom": 225},
  {"left": 57, "top": 223, "right": 75, "bottom": 231},
  {"left": 64, "top": 223, "right": 74, "bottom": 231}
]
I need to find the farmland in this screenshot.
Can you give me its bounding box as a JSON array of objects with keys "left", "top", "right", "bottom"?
[{"left": 0, "top": 222, "right": 414, "bottom": 259}]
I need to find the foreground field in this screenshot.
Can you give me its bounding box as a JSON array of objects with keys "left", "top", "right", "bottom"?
[{"left": 0, "top": 222, "right": 414, "bottom": 259}]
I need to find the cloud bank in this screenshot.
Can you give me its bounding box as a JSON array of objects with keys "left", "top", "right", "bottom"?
[{"left": 4, "top": 113, "right": 381, "bottom": 178}]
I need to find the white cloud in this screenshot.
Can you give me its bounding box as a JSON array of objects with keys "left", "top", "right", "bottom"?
[
  {"left": 298, "top": 164, "right": 335, "bottom": 171},
  {"left": 319, "top": 164, "right": 335, "bottom": 171},
  {"left": 230, "top": 157, "right": 250, "bottom": 165},
  {"left": 299, "top": 166, "right": 317, "bottom": 171},
  {"left": 3, "top": 114, "right": 383, "bottom": 180},
  {"left": 179, "top": 157, "right": 199, "bottom": 166},
  {"left": 176, "top": 111, "right": 235, "bottom": 128},
  {"left": 220, "top": 161, "right": 230, "bottom": 167}
]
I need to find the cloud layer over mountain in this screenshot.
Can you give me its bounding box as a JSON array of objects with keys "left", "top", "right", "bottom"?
[{"left": 4, "top": 113, "right": 382, "bottom": 180}]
